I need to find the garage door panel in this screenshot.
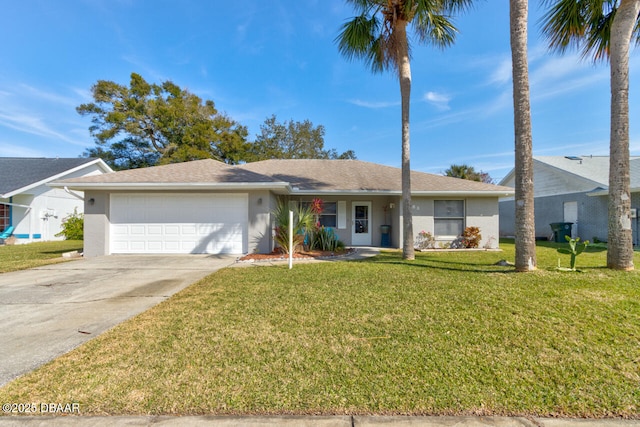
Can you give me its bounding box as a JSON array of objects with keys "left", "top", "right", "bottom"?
[{"left": 110, "top": 194, "right": 248, "bottom": 254}]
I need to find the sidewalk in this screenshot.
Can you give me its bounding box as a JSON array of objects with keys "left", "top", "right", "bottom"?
[{"left": 0, "top": 415, "right": 639, "bottom": 426}]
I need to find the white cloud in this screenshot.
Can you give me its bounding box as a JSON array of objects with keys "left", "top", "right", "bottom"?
[
  {"left": 424, "top": 91, "right": 451, "bottom": 111},
  {"left": 487, "top": 57, "right": 512, "bottom": 86},
  {"left": 348, "top": 99, "right": 400, "bottom": 109},
  {"left": 0, "top": 142, "right": 45, "bottom": 157}
]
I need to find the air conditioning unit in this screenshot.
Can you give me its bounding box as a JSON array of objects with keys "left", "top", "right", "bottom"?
[{"left": 631, "top": 208, "right": 637, "bottom": 219}]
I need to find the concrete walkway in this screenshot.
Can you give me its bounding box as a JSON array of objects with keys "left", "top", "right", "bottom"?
[
  {"left": 0, "top": 255, "right": 236, "bottom": 387},
  {"left": 0, "top": 415, "right": 638, "bottom": 426}
]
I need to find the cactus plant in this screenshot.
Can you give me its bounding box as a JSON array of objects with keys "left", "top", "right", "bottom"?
[{"left": 557, "top": 235, "right": 589, "bottom": 270}]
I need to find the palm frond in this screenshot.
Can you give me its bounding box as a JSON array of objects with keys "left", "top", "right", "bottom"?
[
  {"left": 541, "top": 0, "right": 640, "bottom": 63},
  {"left": 413, "top": 11, "right": 458, "bottom": 48},
  {"left": 540, "top": 0, "right": 590, "bottom": 54},
  {"left": 336, "top": 13, "right": 388, "bottom": 73}
]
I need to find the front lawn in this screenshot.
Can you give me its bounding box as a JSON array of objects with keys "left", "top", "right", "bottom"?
[
  {"left": 1, "top": 241, "right": 638, "bottom": 417},
  {"left": 0, "top": 240, "right": 83, "bottom": 273}
]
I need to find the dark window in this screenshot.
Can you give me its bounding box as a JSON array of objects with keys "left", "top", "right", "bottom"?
[
  {"left": 0, "top": 204, "right": 9, "bottom": 232},
  {"left": 434, "top": 200, "right": 464, "bottom": 236},
  {"left": 303, "top": 201, "right": 337, "bottom": 227}
]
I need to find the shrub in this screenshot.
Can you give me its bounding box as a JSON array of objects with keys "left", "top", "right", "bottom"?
[
  {"left": 415, "top": 230, "right": 436, "bottom": 250},
  {"left": 312, "top": 227, "right": 344, "bottom": 252},
  {"left": 462, "top": 226, "right": 481, "bottom": 248},
  {"left": 272, "top": 200, "right": 315, "bottom": 254},
  {"left": 55, "top": 208, "right": 84, "bottom": 240}
]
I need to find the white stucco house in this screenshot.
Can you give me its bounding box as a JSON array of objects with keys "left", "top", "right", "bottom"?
[
  {"left": 53, "top": 158, "right": 514, "bottom": 257},
  {"left": 0, "top": 157, "right": 112, "bottom": 244}
]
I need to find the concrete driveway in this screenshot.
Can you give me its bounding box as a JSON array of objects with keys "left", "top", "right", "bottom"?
[{"left": 0, "top": 255, "right": 235, "bottom": 387}]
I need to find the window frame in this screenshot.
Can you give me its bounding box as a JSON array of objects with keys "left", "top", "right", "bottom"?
[
  {"left": 0, "top": 204, "right": 9, "bottom": 232},
  {"left": 433, "top": 200, "right": 465, "bottom": 238},
  {"left": 302, "top": 200, "right": 338, "bottom": 228}
]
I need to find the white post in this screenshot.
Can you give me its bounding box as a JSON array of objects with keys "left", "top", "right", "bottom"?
[{"left": 289, "top": 210, "right": 294, "bottom": 269}]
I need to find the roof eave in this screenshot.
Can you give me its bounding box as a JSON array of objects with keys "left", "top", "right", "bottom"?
[
  {"left": 291, "top": 189, "right": 514, "bottom": 197},
  {"left": 587, "top": 186, "right": 640, "bottom": 196},
  {"left": 4, "top": 158, "right": 113, "bottom": 198},
  {"left": 49, "top": 181, "right": 292, "bottom": 192}
]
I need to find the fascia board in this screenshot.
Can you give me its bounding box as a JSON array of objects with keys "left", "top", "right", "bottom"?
[
  {"left": 5, "top": 159, "right": 112, "bottom": 198},
  {"left": 587, "top": 186, "right": 640, "bottom": 197},
  {"left": 291, "top": 189, "right": 514, "bottom": 197},
  {"left": 48, "top": 181, "right": 292, "bottom": 192}
]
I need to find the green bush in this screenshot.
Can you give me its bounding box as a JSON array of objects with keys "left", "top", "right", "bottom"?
[
  {"left": 312, "top": 226, "right": 344, "bottom": 252},
  {"left": 55, "top": 208, "right": 84, "bottom": 240}
]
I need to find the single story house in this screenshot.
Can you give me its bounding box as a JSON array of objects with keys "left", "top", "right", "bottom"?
[
  {"left": 53, "top": 158, "right": 514, "bottom": 257},
  {"left": 498, "top": 155, "right": 640, "bottom": 243},
  {"left": 0, "top": 157, "right": 112, "bottom": 244}
]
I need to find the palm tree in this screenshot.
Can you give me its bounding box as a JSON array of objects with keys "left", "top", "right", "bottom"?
[
  {"left": 510, "top": 0, "right": 537, "bottom": 271},
  {"left": 444, "top": 163, "right": 494, "bottom": 183},
  {"left": 541, "top": 0, "right": 640, "bottom": 270},
  {"left": 336, "top": 0, "right": 472, "bottom": 260}
]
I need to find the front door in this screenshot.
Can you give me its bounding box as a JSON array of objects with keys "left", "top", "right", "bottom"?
[{"left": 352, "top": 202, "right": 371, "bottom": 246}]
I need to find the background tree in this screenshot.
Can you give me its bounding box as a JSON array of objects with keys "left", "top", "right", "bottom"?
[
  {"left": 78, "top": 73, "right": 249, "bottom": 170},
  {"left": 510, "top": 0, "right": 537, "bottom": 271},
  {"left": 541, "top": 0, "right": 639, "bottom": 270},
  {"left": 336, "top": 0, "right": 472, "bottom": 260},
  {"left": 444, "top": 164, "right": 494, "bottom": 183},
  {"left": 248, "top": 115, "right": 356, "bottom": 161}
]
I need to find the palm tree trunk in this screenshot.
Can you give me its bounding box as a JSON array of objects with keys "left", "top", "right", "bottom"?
[
  {"left": 510, "top": 0, "right": 536, "bottom": 271},
  {"left": 397, "top": 20, "right": 414, "bottom": 260},
  {"left": 607, "top": 0, "right": 639, "bottom": 270}
]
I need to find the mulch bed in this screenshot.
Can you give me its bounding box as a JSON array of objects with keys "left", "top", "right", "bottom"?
[{"left": 238, "top": 248, "right": 355, "bottom": 262}]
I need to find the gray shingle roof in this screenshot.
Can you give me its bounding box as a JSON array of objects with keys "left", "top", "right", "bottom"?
[
  {"left": 239, "top": 159, "right": 511, "bottom": 193},
  {"left": 60, "top": 159, "right": 280, "bottom": 184},
  {"left": 57, "top": 158, "right": 513, "bottom": 195},
  {"left": 0, "top": 157, "right": 100, "bottom": 196}
]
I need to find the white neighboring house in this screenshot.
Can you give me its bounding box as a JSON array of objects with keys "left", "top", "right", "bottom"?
[
  {"left": 0, "top": 158, "right": 112, "bottom": 244},
  {"left": 499, "top": 155, "right": 640, "bottom": 243}
]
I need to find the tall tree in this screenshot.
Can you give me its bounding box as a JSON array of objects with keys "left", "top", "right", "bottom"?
[
  {"left": 336, "top": 0, "right": 472, "bottom": 260},
  {"left": 541, "top": 0, "right": 639, "bottom": 270},
  {"left": 248, "top": 115, "right": 356, "bottom": 161},
  {"left": 78, "top": 73, "right": 249, "bottom": 170},
  {"left": 510, "top": 0, "right": 537, "bottom": 271},
  {"left": 444, "top": 164, "right": 494, "bottom": 183}
]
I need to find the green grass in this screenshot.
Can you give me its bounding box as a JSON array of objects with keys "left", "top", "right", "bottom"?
[
  {"left": 0, "top": 240, "right": 639, "bottom": 418},
  {"left": 0, "top": 240, "right": 83, "bottom": 273}
]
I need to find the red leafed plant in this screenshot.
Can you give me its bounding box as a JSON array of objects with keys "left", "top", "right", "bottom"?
[{"left": 310, "top": 197, "right": 324, "bottom": 215}]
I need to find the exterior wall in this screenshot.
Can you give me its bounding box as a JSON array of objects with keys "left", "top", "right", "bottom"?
[
  {"left": 411, "top": 197, "right": 500, "bottom": 249},
  {"left": 501, "top": 160, "right": 604, "bottom": 199},
  {"left": 1, "top": 163, "right": 108, "bottom": 245},
  {"left": 499, "top": 192, "right": 610, "bottom": 242},
  {"left": 83, "top": 189, "right": 273, "bottom": 257},
  {"left": 247, "top": 190, "right": 273, "bottom": 254},
  {"left": 83, "top": 191, "right": 504, "bottom": 256},
  {"left": 286, "top": 195, "right": 399, "bottom": 248},
  {"left": 4, "top": 186, "right": 84, "bottom": 244},
  {"left": 83, "top": 190, "right": 111, "bottom": 257}
]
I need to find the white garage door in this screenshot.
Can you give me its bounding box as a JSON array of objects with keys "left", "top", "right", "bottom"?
[{"left": 110, "top": 193, "right": 248, "bottom": 254}]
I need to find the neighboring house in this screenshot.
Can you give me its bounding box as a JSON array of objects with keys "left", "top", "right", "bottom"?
[
  {"left": 53, "top": 158, "right": 514, "bottom": 257},
  {"left": 499, "top": 155, "right": 640, "bottom": 243},
  {"left": 0, "top": 157, "right": 113, "bottom": 244}
]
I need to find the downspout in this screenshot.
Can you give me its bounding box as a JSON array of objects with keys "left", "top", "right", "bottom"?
[{"left": 64, "top": 186, "right": 85, "bottom": 201}]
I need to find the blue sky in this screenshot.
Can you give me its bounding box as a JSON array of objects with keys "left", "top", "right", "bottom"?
[{"left": 1, "top": 1, "right": 638, "bottom": 182}]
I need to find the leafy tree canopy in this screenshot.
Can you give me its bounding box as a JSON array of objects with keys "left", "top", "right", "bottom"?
[
  {"left": 444, "top": 164, "right": 494, "bottom": 184},
  {"left": 78, "top": 73, "right": 249, "bottom": 170},
  {"left": 247, "top": 115, "right": 356, "bottom": 161}
]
